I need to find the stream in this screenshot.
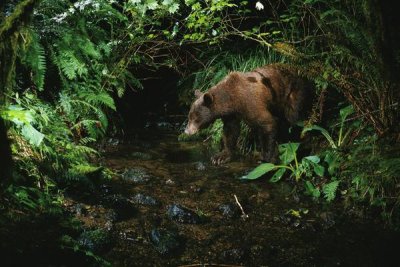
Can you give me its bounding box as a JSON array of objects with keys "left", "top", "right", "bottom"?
[{"left": 67, "top": 124, "right": 399, "bottom": 267}]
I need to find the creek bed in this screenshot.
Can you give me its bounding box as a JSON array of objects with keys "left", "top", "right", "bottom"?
[{"left": 82, "top": 128, "right": 400, "bottom": 266}]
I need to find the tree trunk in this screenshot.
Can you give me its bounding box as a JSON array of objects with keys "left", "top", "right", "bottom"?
[
  {"left": 0, "top": 118, "right": 12, "bottom": 190},
  {"left": 0, "top": 0, "right": 40, "bottom": 192}
]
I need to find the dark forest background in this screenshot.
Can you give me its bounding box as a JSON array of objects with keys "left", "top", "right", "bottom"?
[{"left": 0, "top": 0, "right": 399, "bottom": 264}]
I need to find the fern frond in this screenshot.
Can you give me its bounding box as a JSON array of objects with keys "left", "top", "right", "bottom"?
[
  {"left": 57, "top": 49, "right": 87, "bottom": 80},
  {"left": 80, "top": 91, "right": 116, "bottom": 110},
  {"left": 322, "top": 181, "right": 340, "bottom": 202},
  {"left": 79, "top": 137, "right": 96, "bottom": 145},
  {"left": 21, "top": 31, "right": 46, "bottom": 90}
]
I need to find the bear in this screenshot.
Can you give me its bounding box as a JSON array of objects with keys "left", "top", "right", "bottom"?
[{"left": 184, "top": 64, "right": 312, "bottom": 165}]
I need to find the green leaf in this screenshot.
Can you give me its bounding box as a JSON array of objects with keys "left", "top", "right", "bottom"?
[
  {"left": 270, "top": 168, "right": 286, "bottom": 182},
  {"left": 279, "top": 142, "right": 300, "bottom": 164},
  {"left": 305, "top": 181, "right": 320, "bottom": 198},
  {"left": 302, "top": 125, "right": 337, "bottom": 149},
  {"left": 21, "top": 124, "right": 45, "bottom": 147},
  {"left": 242, "top": 163, "right": 276, "bottom": 180},
  {"left": 304, "top": 155, "right": 320, "bottom": 163},
  {"left": 168, "top": 3, "right": 179, "bottom": 13},
  {"left": 146, "top": 0, "right": 159, "bottom": 10},
  {"left": 313, "top": 164, "right": 325, "bottom": 177},
  {"left": 322, "top": 181, "right": 339, "bottom": 202},
  {"left": 324, "top": 152, "right": 340, "bottom": 175},
  {"left": 1, "top": 106, "right": 33, "bottom": 125},
  {"left": 339, "top": 105, "right": 354, "bottom": 121}
]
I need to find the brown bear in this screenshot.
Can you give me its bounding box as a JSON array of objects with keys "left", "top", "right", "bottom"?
[{"left": 184, "top": 64, "right": 312, "bottom": 165}]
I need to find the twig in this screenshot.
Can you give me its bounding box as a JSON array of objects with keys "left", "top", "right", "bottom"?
[
  {"left": 331, "top": 102, "right": 399, "bottom": 127},
  {"left": 234, "top": 194, "right": 249, "bottom": 219}
]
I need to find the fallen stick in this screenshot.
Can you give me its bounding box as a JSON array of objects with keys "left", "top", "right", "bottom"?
[{"left": 234, "top": 194, "right": 249, "bottom": 219}]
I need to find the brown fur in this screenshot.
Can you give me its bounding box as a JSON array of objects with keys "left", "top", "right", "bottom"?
[{"left": 185, "top": 64, "right": 312, "bottom": 165}]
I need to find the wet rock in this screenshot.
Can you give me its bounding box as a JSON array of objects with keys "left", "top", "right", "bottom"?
[
  {"left": 100, "top": 184, "right": 112, "bottom": 196},
  {"left": 150, "top": 229, "right": 182, "bottom": 255},
  {"left": 195, "top": 161, "right": 206, "bottom": 171},
  {"left": 131, "top": 151, "right": 153, "bottom": 160},
  {"left": 218, "top": 203, "right": 240, "bottom": 219},
  {"left": 103, "top": 194, "right": 137, "bottom": 221},
  {"left": 107, "top": 138, "right": 120, "bottom": 146},
  {"left": 132, "top": 193, "right": 159, "bottom": 206},
  {"left": 104, "top": 209, "right": 118, "bottom": 223},
  {"left": 165, "top": 179, "right": 175, "bottom": 186},
  {"left": 167, "top": 204, "right": 203, "bottom": 224},
  {"left": 122, "top": 168, "right": 151, "bottom": 184},
  {"left": 275, "top": 213, "right": 302, "bottom": 228},
  {"left": 72, "top": 203, "right": 88, "bottom": 216},
  {"left": 190, "top": 185, "right": 203, "bottom": 193},
  {"left": 78, "top": 228, "right": 111, "bottom": 253},
  {"left": 221, "top": 248, "right": 245, "bottom": 263},
  {"left": 119, "top": 230, "right": 145, "bottom": 244},
  {"left": 156, "top": 122, "right": 174, "bottom": 129}
]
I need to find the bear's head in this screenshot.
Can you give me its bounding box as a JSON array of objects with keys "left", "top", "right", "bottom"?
[{"left": 184, "top": 90, "right": 214, "bottom": 135}]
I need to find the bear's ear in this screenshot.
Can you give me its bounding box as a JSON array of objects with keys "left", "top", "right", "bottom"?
[
  {"left": 194, "top": 89, "right": 202, "bottom": 98},
  {"left": 203, "top": 92, "right": 213, "bottom": 107}
]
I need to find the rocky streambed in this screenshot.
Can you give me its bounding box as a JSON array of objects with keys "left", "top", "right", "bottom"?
[{"left": 65, "top": 127, "right": 400, "bottom": 267}]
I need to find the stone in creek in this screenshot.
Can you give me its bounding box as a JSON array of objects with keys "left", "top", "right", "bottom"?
[
  {"left": 149, "top": 229, "right": 182, "bottom": 255},
  {"left": 107, "top": 138, "right": 120, "bottom": 146},
  {"left": 218, "top": 203, "right": 240, "bottom": 219},
  {"left": 190, "top": 185, "right": 203, "bottom": 193},
  {"left": 100, "top": 184, "right": 113, "bottom": 196},
  {"left": 221, "top": 248, "right": 245, "bottom": 263},
  {"left": 72, "top": 203, "right": 88, "bottom": 216},
  {"left": 104, "top": 209, "right": 118, "bottom": 223},
  {"left": 131, "top": 151, "right": 153, "bottom": 160},
  {"left": 121, "top": 168, "right": 151, "bottom": 184},
  {"left": 132, "top": 193, "right": 159, "bottom": 206},
  {"left": 195, "top": 161, "right": 206, "bottom": 171},
  {"left": 78, "top": 228, "right": 112, "bottom": 253},
  {"left": 103, "top": 194, "right": 137, "bottom": 221},
  {"left": 165, "top": 179, "right": 175, "bottom": 186},
  {"left": 156, "top": 122, "right": 174, "bottom": 129},
  {"left": 167, "top": 204, "right": 203, "bottom": 224},
  {"left": 119, "top": 230, "right": 144, "bottom": 243}
]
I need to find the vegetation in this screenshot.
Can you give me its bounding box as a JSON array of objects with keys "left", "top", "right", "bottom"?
[{"left": 0, "top": 0, "right": 399, "bottom": 264}]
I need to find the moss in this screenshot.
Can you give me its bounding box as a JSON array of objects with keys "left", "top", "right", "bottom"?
[{"left": 0, "top": 0, "right": 39, "bottom": 97}]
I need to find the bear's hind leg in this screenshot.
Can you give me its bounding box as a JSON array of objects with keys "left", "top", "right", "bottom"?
[
  {"left": 257, "top": 113, "right": 279, "bottom": 164},
  {"left": 211, "top": 116, "right": 240, "bottom": 165}
]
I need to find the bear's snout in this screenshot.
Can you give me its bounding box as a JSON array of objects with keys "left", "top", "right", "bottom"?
[{"left": 184, "top": 123, "right": 198, "bottom": 135}]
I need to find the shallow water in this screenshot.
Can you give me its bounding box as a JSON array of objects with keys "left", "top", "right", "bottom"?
[{"left": 97, "top": 128, "right": 399, "bottom": 267}]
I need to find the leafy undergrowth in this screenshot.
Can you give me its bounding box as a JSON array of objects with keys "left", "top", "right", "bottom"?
[{"left": 0, "top": 185, "right": 108, "bottom": 266}]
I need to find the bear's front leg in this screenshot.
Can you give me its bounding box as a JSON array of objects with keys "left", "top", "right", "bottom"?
[
  {"left": 258, "top": 113, "right": 279, "bottom": 164},
  {"left": 211, "top": 116, "right": 240, "bottom": 165}
]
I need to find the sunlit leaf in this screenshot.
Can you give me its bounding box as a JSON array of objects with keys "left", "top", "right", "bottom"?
[
  {"left": 304, "top": 155, "right": 320, "bottom": 163},
  {"left": 242, "top": 163, "right": 276, "bottom": 180},
  {"left": 305, "top": 181, "right": 320, "bottom": 198},
  {"left": 313, "top": 164, "right": 325, "bottom": 177},
  {"left": 270, "top": 168, "right": 286, "bottom": 182},
  {"left": 302, "top": 125, "right": 337, "bottom": 149},
  {"left": 339, "top": 105, "right": 354, "bottom": 121},
  {"left": 21, "top": 124, "right": 45, "bottom": 147},
  {"left": 279, "top": 142, "right": 300, "bottom": 164}
]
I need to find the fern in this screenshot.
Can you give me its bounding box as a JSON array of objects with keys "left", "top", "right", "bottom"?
[
  {"left": 322, "top": 180, "right": 340, "bottom": 202},
  {"left": 80, "top": 90, "right": 116, "bottom": 111},
  {"left": 21, "top": 30, "right": 46, "bottom": 90},
  {"left": 57, "top": 49, "right": 88, "bottom": 80}
]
